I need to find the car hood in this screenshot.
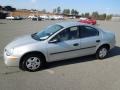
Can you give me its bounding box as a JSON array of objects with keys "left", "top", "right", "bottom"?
[{"left": 5, "top": 35, "right": 38, "bottom": 49}]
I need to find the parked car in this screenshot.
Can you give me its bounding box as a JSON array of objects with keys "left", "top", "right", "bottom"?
[
  {"left": 40, "top": 15, "right": 49, "bottom": 20},
  {"left": 49, "top": 15, "right": 64, "bottom": 20},
  {"left": 28, "top": 15, "right": 35, "bottom": 19},
  {"left": 14, "top": 16, "right": 23, "bottom": 20},
  {"left": 6, "top": 16, "right": 14, "bottom": 20},
  {"left": 4, "top": 22, "right": 116, "bottom": 71},
  {"left": 68, "top": 16, "right": 76, "bottom": 19},
  {"left": 32, "top": 17, "right": 42, "bottom": 21},
  {"left": 79, "top": 17, "right": 87, "bottom": 20},
  {"left": 79, "top": 18, "right": 97, "bottom": 25},
  {"left": 57, "top": 16, "right": 64, "bottom": 20},
  {"left": 49, "top": 15, "right": 56, "bottom": 20}
]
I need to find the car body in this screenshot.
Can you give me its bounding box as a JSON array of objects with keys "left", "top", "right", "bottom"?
[
  {"left": 32, "top": 17, "right": 42, "bottom": 21},
  {"left": 79, "top": 17, "right": 87, "bottom": 20},
  {"left": 4, "top": 22, "right": 116, "bottom": 71},
  {"left": 49, "top": 15, "right": 64, "bottom": 20},
  {"left": 68, "top": 16, "right": 76, "bottom": 19},
  {"left": 54, "top": 15, "right": 64, "bottom": 20},
  {"left": 28, "top": 15, "right": 35, "bottom": 19},
  {"left": 40, "top": 15, "right": 49, "bottom": 20},
  {"left": 79, "top": 18, "right": 97, "bottom": 25},
  {"left": 6, "top": 16, "right": 14, "bottom": 20},
  {"left": 14, "top": 16, "right": 23, "bottom": 20}
]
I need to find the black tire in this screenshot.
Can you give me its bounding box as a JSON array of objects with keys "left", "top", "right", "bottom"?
[
  {"left": 20, "top": 54, "right": 45, "bottom": 72},
  {"left": 96, "top": 46, "right": 109, "bottom": 59}
]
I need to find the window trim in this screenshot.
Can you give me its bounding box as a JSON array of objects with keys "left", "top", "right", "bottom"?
[
  {"left": 49, "top": 25, "right": 81, "bottom": 42},
  {"left": 79, "top": 25, "right": 99, "bottom": 38}
]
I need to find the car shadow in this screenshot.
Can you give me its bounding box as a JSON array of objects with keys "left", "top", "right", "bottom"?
[
  {"left": 0, "top": 22, "right": 6, "bottom": 24},
  {"left": 108, "top": 46, "right": 120, "bottom": 58},
  {"left": 44, "top": 55, "right": 95, "bottom": 69},
  {"left": 40, "top": 46, "right": 120, "bottom": 70}
]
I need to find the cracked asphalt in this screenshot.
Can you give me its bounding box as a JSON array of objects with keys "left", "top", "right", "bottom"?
[{"left": 0, "top": 19, "right": 120, "bottom": 90}]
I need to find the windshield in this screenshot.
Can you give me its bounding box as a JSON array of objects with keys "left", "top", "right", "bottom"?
[{"left": 31, "top": 24, "right": 63, "bottom": 41}]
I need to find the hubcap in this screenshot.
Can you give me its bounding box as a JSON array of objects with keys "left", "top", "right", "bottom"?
[
  {"left": 99, "top": 48, "right": 107, "bottom": 58},
  {"left": 26, "top": 57, "right": 41, "bottom": 70}
]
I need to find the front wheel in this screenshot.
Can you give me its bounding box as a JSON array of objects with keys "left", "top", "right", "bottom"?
[
  {"left": 96, "top": 46, "right": 108, "bottom": 59},
  {"left": 20, "top": 54, "right": 44, "bottom": 72}
]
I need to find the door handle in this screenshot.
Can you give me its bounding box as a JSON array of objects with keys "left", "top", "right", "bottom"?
[
  {"left": 73, "top": 43, "right": 79, "bottom": 46},
  {"left": 96, "top": 40, "right": 100, "bottom": 43}
]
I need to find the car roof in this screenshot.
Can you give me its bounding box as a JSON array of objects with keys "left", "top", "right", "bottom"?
[{"left": 56, "top": 22, "right": 87, "bottom": 28}]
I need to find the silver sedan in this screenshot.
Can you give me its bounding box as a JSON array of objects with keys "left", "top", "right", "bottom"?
[{"left": 4, "top": 22, "right": 116, "bottom": 71}]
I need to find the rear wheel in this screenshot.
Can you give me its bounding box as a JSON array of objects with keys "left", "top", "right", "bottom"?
[
  {"left": 96, "top": 46, "right": 109, "bottom": 59},
  {"left": 20, "top": 54, "right": 45, "bottom": 72}
]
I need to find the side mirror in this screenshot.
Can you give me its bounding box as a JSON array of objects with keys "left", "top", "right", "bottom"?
[{"left": 49, "top": 38, "right": 60, "bottom": 43}]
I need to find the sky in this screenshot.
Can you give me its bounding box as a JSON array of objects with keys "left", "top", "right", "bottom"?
[{"left": 0, "top": 0, "right": 120, "bottom": 14}]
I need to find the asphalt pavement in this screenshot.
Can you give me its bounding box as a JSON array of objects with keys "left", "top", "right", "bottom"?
[{"left": 0, "top": 19, "right": 120, "bottom": 90}]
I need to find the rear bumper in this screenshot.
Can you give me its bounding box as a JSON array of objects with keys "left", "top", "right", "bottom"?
[
  {"left": 110, "top": 42, "right": 116, "bottom": 49},
  {"left": 110, "top": 35, "right": 116, "bottom": 49}
]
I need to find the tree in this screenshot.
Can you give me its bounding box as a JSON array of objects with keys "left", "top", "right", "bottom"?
[
  {"left": 106, "top": 15, "right": 112, "bottom": 20},
  {"left": 71, "top": 9, "right": 75, "bottom": 15},
  {"left": 92, "top": 11, "right": 99, "bottom": 19},
  {"left": 63, "top": 9, "right": 70, "bottom": 15},
  {"left": 81, "top": 13, "right": 85, "bottom": 17},
  {"left": 99, "top": 13, "right": 106, "bottom": 20},
  {"left": 85, "top": 12, "right": 90, "bottom": 17},
  {"left": 4, "top": 6, "right": 16, "bottom": 11},
  {"left": 57, "top": 6, "right": 61, "bottom": 14},
  {"left": 31, "top": 9, "right": 37, "bottom": 11},
  {"left": 42, "top": 9, "right": 46, "bottom": 13},
  {"left": 0, "top": 12, "right": 8, "bottom": 19},
  {"left": 53, "top": 9, "right": 57, "bottom": 14},
  {"left": 102, "top": 13, "right": 106, "bottom": 20},
  {"left": 0, "top": 5, "right": 2, "bottom": 10},
  {"left": 74, "top": 10, "right": 79, "bottom": 15},
  {"left": 71, "top": 9, "right": 79, "bottom": 15}
]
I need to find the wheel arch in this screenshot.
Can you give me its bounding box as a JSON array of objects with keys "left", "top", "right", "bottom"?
[
  {"left": 96, "top": 43, "right": 110, "bottom": 52},
  {"left": 19, "top": 51, "right": 46, "bottom": 67}
]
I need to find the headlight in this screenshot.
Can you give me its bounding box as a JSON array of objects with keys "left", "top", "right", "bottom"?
[{"left": 5, "top": 48, "right": 14, "bottom": 56}]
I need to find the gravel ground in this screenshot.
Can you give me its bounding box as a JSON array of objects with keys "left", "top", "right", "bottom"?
[{"left": 0, "top": 19, "right": 120, "bottom": 90}]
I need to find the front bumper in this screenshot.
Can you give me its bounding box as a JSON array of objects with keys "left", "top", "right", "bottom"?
[{"left": 4, "top": 52, "right": 20, "bottom": 66}]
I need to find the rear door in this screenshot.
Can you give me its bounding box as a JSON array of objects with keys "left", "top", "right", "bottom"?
[{"left": 79, "top": 26, "right": 101, "bottom": 56}]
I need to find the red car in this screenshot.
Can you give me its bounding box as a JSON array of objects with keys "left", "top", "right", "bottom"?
[{"left": 79, "top": 18, "right": 97, "bottom": 25}]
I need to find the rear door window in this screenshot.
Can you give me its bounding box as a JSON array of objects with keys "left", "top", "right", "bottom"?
[{"left": 80, "top": 26, "right": 99, "bottom": 38}]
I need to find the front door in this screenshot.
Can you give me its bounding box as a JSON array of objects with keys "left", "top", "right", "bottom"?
[{"left": 47, "top": 26, "right": 82, "bottom": 61}]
